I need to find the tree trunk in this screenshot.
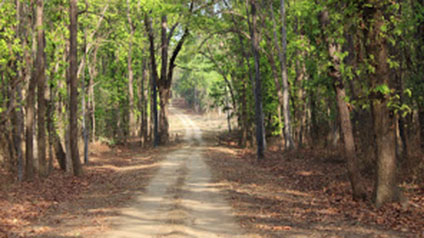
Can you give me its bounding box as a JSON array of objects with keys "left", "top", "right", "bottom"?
[
  {"left": 335, "top": 84, "right": 367, "bottom": 200},
  {"left": 225, "top": 86, "right": 232, "bottom": 132},
  {"left": 158, "top": 85, "right": 170, "bottom": 144},
  {"left": 416, "top": 0, "right": 424, "bottom": 151},
  {"left": 364, "top": 3, "right": 399, "bottom": 207},
  {"left": 394, "top": 70, "right": 408, "bottom": 158},
  {"left": 144, "top": 14, "right": 159, "bottom": 147},
  {"left": 276, "top": 0, "right": 294, "bottom": 150},
  {"left": 46, "top": 98, "right": 55, "bottom": 173},
  {"left": 69, "top": 0, "right": 83, "bottom": 176},
  {"left": 158, "top": 15, "right": 170, "bottom": 144},
  {"left": 35, "top": 0, "right": 47, "bottom": 177},
  {"left": 240, "top": 78, "right": 248, "bottom": 148},
  {"left": 88, "top": 47, "right": 98, "bottom": 142},
  {"left": 54, "top": 130, "right": 67, "bottom": 171},
  {"left": 248, "top": 0, "right": 266, "bottom": 160},
  {"left": 13, "top": 84, "right": 24, "bottom": 181},
  {"left": 25, "top": 17, "right": 37, "bottom": 180},
  {"left": 140, "top": 59, "right": 148, "bottom": 147},
  {"left": 47, "top": 91, "right": 67, "bottom": 172},
  {"left": 15, "top": 0, "right": 25, "bottom": 181},
  {"left": 419, "top": 108, "right": 424, "bottom": 150},
  {"left": 309, "top": 90, "right": 318, "bottom": 147},
  {"left": 319, "top": 9, "right": 366, "bottom": 200},
  {"left": 81, "top": 30, "right": 88, "bottom": 164},
  {"left": 126, "top": 0, "right": 135, "bottom": 137},
  {"left": 295, "top": 54, "right": 307, "bottom": 147}
]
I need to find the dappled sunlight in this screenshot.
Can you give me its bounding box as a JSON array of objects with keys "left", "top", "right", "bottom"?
[
  {"left": 1, "top": 0, "right": 422, "bottom": 237},
  {"left": 204, "top": 140, "right": 415, "bottom": 237},
  {"left": 103, "top": 107, "right": 258, "bottom": 238},
  {"left": 282, "top": 189, "right": 312, "bottom": 198}
]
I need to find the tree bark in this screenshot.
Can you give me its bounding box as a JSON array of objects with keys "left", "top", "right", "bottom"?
[
  {"left": 158, "top": 85, "right": 170, "bottom": 144},
  {"left": 25, "top": 2, "right": 37, "bottom": 180},
  {"left": 240, "top": 79, "right": 248, "bottom": 147},
  {"left": 35, "top": 0, "right": 47, "bottom": 177},
  {"left": 13, "top": 84, "right": 24, "bottom": 181},
  {"left": 248, "top": 0, "right": 266, "bottom": 160},
  {"left": 225, "top": 86, "right": 232, "bottom": 132},
  {"left": 364, "top": 2, "right": 399, "bottom": 207},
  {"left": 69, "top": 0, "right": 83, "bottom": 176},
  {"left": 15, "top": 0, "right": 25, "bottom": 181},
  {"left": 295, "top": 52, "right": 307, "bottom": 147},
  {"left": 394, "top": 68, "right": 408, "bottom": 158},
  {"left": 81, "top": 30, "right": 88, "bottom": 164},
  {"left": 335, "top": 84, "right": 367, "bottom": 200},
  {"left": 126, "top": 0, "right": 136, "bottom": 137},
  {"left": 276, "top": 0, "right": 294, "bottom": 150},
  {"left": 140, "top": 59, "right": 148, "bottom": 147},
  {"left": 159, "top": 15, "right": 170, "bottom": 144},
  {"left": 319, "top": 9, "right": 367, "bottom": 200},
  {"left": 88, "top": 46, "right": 98, "bottom": 142},
  {"left": 144, "top": 14, "right": 159, "bottom": 147},
  {"left": 415, "top": 0, "right": 424, "bottom": 151},
  {"left": 419, "top": 109, "right": 424, "bottom": 150}
]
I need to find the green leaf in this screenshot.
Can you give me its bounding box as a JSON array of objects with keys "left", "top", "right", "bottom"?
[
  {"left": 374, "top": 84, "right": 391, "bottom": 95},
  {"left": 404, "top": 88, "right": 412, "bottom": 98}
]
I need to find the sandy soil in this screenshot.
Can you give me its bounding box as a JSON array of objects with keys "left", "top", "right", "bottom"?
[{"left": 102, "top": 106, "right": 259, "bottom": 238}]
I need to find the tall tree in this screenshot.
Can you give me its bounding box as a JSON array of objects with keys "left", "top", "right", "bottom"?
[
  {"left": 139, "top": 59, "right": 148, "bottom": 147},
  {"left": 69, "top": 0, "right": 83, "bottom": 176},
  {"left": 277, "top": 0, "right": 294, "bottom": 150},
  {"left": 158, "top": 20, "right": 189, "bottom": 144},
  {"left": 35, "top": 0, "right": 47, "bottom": 176},
  {"left": 362, "top": 0, "right": 400, "bottom": 207},
  {"left": 144, "top": 3, "right": 191, "bottom": 145},
  {"left": 319, "top": 7, "right": 366, "bottom": 200},
  {"left": 248, "top": 0, "right": 266, "bottom": 159},
  {"left": 15, "top": 0, "right": 26, "bottom": 181},
  {"left": 159, "top": 15, "right": 170, "bottom": 144},
  {"left": 25, "top": 1, "right": 38, "bottom": 180},
  {"left": 126, "top": 0, "right": 136, "bottom": 137},
  {"left": 144, "top": 13, "right": 159, "bottom": 147}
]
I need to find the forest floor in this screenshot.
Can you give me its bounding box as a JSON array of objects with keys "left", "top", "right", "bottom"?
[
  {"left": 1, "top": 133, "right": 178, "bottom": 238},
  {"left": 1, "top": 100, "right": 423, "bottom": 238},
  {"left": 205, "top": 141, "right": 424, "bottom": 238}
]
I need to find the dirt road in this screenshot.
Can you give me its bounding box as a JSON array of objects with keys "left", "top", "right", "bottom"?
[{"left": 105, "top": 107, "right": 256, "bottom": 238}]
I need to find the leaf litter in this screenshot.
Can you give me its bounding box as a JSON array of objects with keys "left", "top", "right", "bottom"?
[
  {"left": 204, "top": 136, "right": 424, "bottom": 238},
  {"left": 0, "top": 140, "right": 181, "bottom": 238}
]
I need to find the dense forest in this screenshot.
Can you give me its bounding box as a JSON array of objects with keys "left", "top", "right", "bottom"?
[{"left": 0, "top": 0, "right": 423, "bottom": 218}]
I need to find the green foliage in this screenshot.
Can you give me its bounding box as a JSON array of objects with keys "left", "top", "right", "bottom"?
[
  {"left": 374, "top": 84, "right": 391, "bottom": 96},
  {"left": 0, "top": 0, "right": 423, "bottom": 148},
  {"left": 173, "top": 45, "right": 221, "bottom": 111}
]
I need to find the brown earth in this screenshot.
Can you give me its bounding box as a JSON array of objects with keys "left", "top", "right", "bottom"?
[
  {"left": 1, "top": 100, "right": 423, "bottom": 238},
  {"left": 1, "top": 130, "right": 180, "bottom": 238},
  {"left": 203, "top": 135, "right": 424, "bottom": 238}
]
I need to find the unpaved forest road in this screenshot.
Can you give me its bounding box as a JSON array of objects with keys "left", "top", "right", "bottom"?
[{"left": 105, "top": 107, "right": 257, "bottom": 238}]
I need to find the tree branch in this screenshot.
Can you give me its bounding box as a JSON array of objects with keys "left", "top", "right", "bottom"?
[
  {"left": 167, "top": 22, "right": 179, "bottom": 44},
  {"left": 167, "top": 28, "right": 189, "bottom": 87}
]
